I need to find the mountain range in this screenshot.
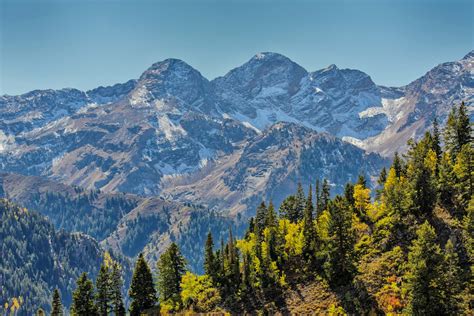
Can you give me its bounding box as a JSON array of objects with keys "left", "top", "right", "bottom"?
[{"left": 0, "top": 51, "right": 472, "bottom": 265}]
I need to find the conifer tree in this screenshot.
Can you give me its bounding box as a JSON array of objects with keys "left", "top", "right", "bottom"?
[
  {"left": 110, "top": 262, "right": 125, "bottom": 316},
  {"left": 266, "top": 200, "right": 277, "bottom": 227},
  {"left": 315, "top": 179, "right": 322, "bottom": 215},
  {"left": 444, "top": 240, "right": 462, "bottom": 314},
  {"left": 321, "top": 179, "right": 331, "bottom": 212},
  {"left": 204, "top": 232, "right": 217, "bottom": 283},
  {"left": 295, "top": 182, "right": 306, "bottom": 222},
  {"left": 129, "top": 253, "right": 157, "bottom": 316},
  {"left": 432, "top": 117, "right": 442, "bottom": 161},
  {"left": 404, "top": 221, "right": 446, "bottom": 315},
  {"left": 71, "top": 272, "right": 97, "bottom": 316},
  {"left": 376, "top": 167, "right": 387, "bottom": 199},
  {"left": 453, "top": 144, "right": 473, "bottom": 214},
  {"left": 344, "top": 183, "right": 355, "bottom": 207},
  {"left": 157, "top": 243, "right": 186, "bottom": 308},
  {"left": 50, "top": 288, "right": 63, "bottom": 316},
  {"left": 393, "top": 152, "right": 403, "bottom": 177},
  {"left": 357, "top": 174, "right": 367, "bottom": 188},
  {"left": 279, "top": 195, "right": 297, "bottom": 222},
  {"left": 95, "top": 264, "right": 110, "bottom": 316},
  {"left": 437, "top": 152, "right": 456, "bottom": 208},
  {"left": 255, "top": 201, "right": 268, "bottom": 236},
  {"left": 302, "top": 185, "right": 317, "bottom": 266},
  {"left": 324, "top": 196, "right": 355, "bottom": 285},
  {"left": 457, "top": 101, "right": 472, "bottom": 149}
]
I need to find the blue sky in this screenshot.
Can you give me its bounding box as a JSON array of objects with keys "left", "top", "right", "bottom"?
[{"left": 0, "top": 0, "right": 472, "bottom": 95}]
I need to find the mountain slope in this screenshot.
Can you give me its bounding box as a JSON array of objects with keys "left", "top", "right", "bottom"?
[
  {"left": 0, "top": 199, "right": 105, "bottom": 315},
  {"left": 161, "top": 122, "right": 387, "bottom": 217}
]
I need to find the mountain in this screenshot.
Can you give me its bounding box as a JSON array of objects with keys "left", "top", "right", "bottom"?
[
  {"left": 0, "top": 60, "right": 255, "bottom": 195},
  {"left": 161, "top": 122, "right": 387, "bottom": 217},
  {"left": 213, "top": 52, "right": 387, "bottom": 139},
  {"left": 0, "top": 198, "right": 105, "bottom": 315},
  {"left": 354, "top": 51, "right": 474, "bottom": 155},
  {"left": 0, "top": 51, "right": 471, "bottom": 204}
]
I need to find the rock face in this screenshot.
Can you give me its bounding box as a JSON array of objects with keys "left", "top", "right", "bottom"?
[{"left": 0, "top": 51, "right": 471, "bottom": 204}]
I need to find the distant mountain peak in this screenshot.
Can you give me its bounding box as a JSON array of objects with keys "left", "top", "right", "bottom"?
[
  {"left": 140, "top": 58, "right": 204, "bottom": 81},
  {"left": 462, "top": 50, "right": 474, "bottom": 60}
]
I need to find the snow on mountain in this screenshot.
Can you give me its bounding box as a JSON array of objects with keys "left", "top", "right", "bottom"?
[{"left": 0, "top": 50, "right": 471, "bottom": 208}]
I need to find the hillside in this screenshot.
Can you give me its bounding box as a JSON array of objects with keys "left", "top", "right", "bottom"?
[{"left": 0, "top": 199, "right": 106, "bottom": 315}]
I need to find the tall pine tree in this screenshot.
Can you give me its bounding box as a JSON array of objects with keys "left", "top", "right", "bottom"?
[
  {"left": 50, "top": 288, "right": 63, "bottom": 316},
  {"left": 70, "top": 272, "right": 97, "bottom": 316},
  {"left": 157, "top": 243, "right": 186, "bottom": 308},
  {"left": 129, "top": 253, "right": 157, "bottom": 316}
]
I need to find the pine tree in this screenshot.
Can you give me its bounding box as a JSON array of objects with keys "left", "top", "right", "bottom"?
[
  {"left": 279, "top": 195, "right": 297, "bottom": 222},
  {"left": 204, "top": 232, "right": 216, "bottom": 284},
  {"left": 110, "top": 262, "right": 125, "bottom": 316},
  {"left": 265, "top": 200, "right": 278, "bottom": 228},
  {"left": 129, "top": 253, "right": 157, "bottom": 316},
  {"left": 95, "top": 264, "right": 110, "bottom": 316},
  {"left": 71, "top": 272, "right": 97, "bottom": 316},
  {"left": 457, "top": 101, "right": 472, "bottom": 149},
  {"left": 315, "top": 179, "right": 322, "bottom": 215},
  {"left": 357, "top": 174, "right": 367, "bottom": 187},
  {"left": 294, "top": 182, "right": 306, "bottom": 222},
  {"left": 344, "top": 183, "right": 355, "bottom": 207},
  {"left": 444, "top": 240, "right": 462, "bottom": 314},
  {"left": 50, "top": 288, "right": 63, "bottom": 316},
  {"left": 393, "top": 152, "right": 403, "bottom": 177},
  {"left": 255, "top": 201, "right": 268, "bottom": 235},
  {"left": 453, "top": 144, "right": 473, "bottom": 214},
  {"left": 321, "top": 179, "right": 331, "bottom": 212},
  {"left": 157, "top": 243, "right": 186, "bottom": 308},
  {"left": 376, "top": 167, "right": 387, "bottom": 199},
  {"left": 432, "top": 117, "right": 442, "bottom": 161},
  {"left": 302, "top": 185, "right": 317, "bottom": 267},
  {"left": 438, "top": 152, "right": 456, "bottom": 208},
  {"left": 404, "top": 221, "right": 446, "bottom": 315},
  {"left": 324, "top": 196, "right": 355, "bottom": 285}
]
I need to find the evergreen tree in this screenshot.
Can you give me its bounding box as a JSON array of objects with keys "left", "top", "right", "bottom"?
[
  {"left": 294, "top": 182, "right": 306, "bottom": 222},
  {"left": 453, "top": 144, "right": 473, "bottom": 214},
  {"left": 279, "top": 195, "right": 297, "bottom": 222},
  {"left": 302, "top": 185, "right": 317, "bottom": 266},
  {"left": 110, "top": 262, "right": 125, "bottom": 316},
  {"left": 71, "top": 272, "right": 97, "bottom": 316},
  {"left": 324, "top": 196, "right": 355, "bottom": 285},
  {"left": 393, "top": 152, "right": 403, "bottom": 177},
  {"left": 344, "top": 183, "right": 355, "bottom": 207},
  {"left": 444, "top": 240, "right": 462, "bottom": 314},
  {"left": 266, "top": 200, "right": 278, "bottom": 228},
  {"left": 321, "top": 179, "right": 331, "bottom": 212},
  {"left": 95, "top": 264, "right": 110, "bottom": 316},
  {"left": 255, "top": 201, "right": 268, "bottom": 235},
  {"left": 404, "top": 221, "right": 446, "bottom": 315},
  {"left": 432, "top": 117, "right": 442, "bottom": 161},
  {"left": 444, "top": 102, "right": 472, "bottom": 157},
  {"left": 437, "top": 152, "right": 456, "bottom": 208},
  {"left": 204, "top": 232, "right": 217, "bottom": 283},
  {"left": 129, "top": 253, "right": 157, "bottom": 316},
  {"left": 315, "top": 179, "right": 322, "bottom": 215},
  {"left": 457, "top": 101, "right": 472, "bottom": 149},
  {"left": 50, "top": 288, "right": 63, "bottom": 316},
  {"left": 357, "top": 174, "right": 367, "bottom": 188},
  {"left": 157, "top": 243, "right": 186, "bottom": 308},
  {"left": 376, "top": 167, "right": 387, "bottom": 200}
]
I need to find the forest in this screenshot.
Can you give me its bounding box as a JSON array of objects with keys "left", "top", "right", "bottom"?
[{"left": 2, "top": 102, "right": 472, "bottom": 315}]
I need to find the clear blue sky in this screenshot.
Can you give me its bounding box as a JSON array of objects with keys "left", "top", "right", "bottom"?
[{"left": 1, "top": 0, "right": 472, "bottom": 95}]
